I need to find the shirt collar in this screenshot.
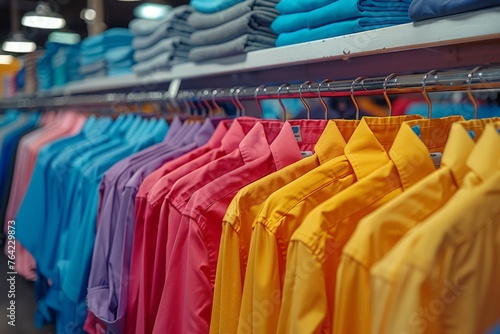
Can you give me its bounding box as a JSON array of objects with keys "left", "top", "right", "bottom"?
[
  {"left": 269, "top": 122, "right": 304, "bottom": 170},
  {"left": 457, "top": 117, "right": 500, "bottom": 140},
  {"left": 440, "top": 122, "right": 476, "bottom": 187},
  {"left": 238, "top": 121, "right": 283, "bottom": 164},
  {"left": 313, "top": 121, "right": 348, "bottom": 164},
  {"left": 205, "top": 119, "right": 231, "bottom": 148},
  {"left": 192, "top": 118, "right": 215, "bottom": 147},
  {"left": 403, "top": 116, "right": 465, "bottom": 152},
  {"left": 388, "top": 122, "right": 437, "bottom": 190},
  {"left": 164, "top": 115, "right": 183, "bottom": 142},
  {"left": 467, "top": 123, "right": 500, "bottom": 182},
  {"left": 220, "top": 117, "right": 260, "bottom": 152},
  {"left": 345, "top": 115, "right": 422, "bottom": 180}
]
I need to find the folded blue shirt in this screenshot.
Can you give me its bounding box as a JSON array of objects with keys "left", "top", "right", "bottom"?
[
  {"left": 276, "top": 16, "right": 409, "bottom": 46},
  {"left": 190, "top": 0, "right": 245, "bottom": 13},
  {"left": 409, "top": 0, "right": 500, "bottom": 21},
  {"left": 276, "top": 0, "right": 336, "bottom": 14},
  {"left": 272, "top": 0, "right": 411, "bottom": 33},
  {"left": 105, "top": 46, "right": 134, "bottom": 64}
]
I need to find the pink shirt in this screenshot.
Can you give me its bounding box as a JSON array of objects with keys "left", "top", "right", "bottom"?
[
  {"left": 126, "top": 118, "right": 267, "bottom": 334},
  {"left": 151, "top": 121, "right": 320, "bottom": 334}
]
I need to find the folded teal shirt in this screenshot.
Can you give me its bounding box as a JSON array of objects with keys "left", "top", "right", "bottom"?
[
  {"left": 276, "top": 0, "right": 337, "bottom": 14},
  {"left": 272, "top": 0, "right": 411, "bottom": 33},
  {"left": 276, "top": 16, "right": 409, "bottom": 46},
  {"left": 190, "top": 0, "right": 245, "bottom": 13}
]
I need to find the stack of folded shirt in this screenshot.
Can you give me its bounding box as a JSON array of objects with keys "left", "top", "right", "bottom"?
[
  {"left": 80, "top": 28, "right": 134, "bottom": 79},
  {"left": 52, "top": 43, "right": 81, "bottom": 86},
  {"left": 130, "top": 5, "right": 195, "bottom": 76},
  {"left": 409, "top": 0, "right": 500, "bottom": 21},
  {"left": 273, "top": 0, "right": 413, "bottom": 47},
  {"left": 188, "top": 0, "right": 280, "bottom": 61},
  {"left": 36, "top": 50, "right": 53, "bottom": 90}
]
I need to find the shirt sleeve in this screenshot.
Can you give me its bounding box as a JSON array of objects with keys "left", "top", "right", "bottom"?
[
  {"left": 277, "top": 240, "right": 328, "bottom": 334},
  {"left": 210, "top": 222, "right": 243, "bottom": 334},
  {"left": 238, "top": 223, "right": 285, "bottom": 334},
  {"left": 333, "top": 254, "right": 372, "bottom": 334}
]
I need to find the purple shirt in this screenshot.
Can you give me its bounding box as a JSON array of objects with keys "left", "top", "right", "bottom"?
[{"left": 87, "top": 118, "right": 214, "bottom": 334}]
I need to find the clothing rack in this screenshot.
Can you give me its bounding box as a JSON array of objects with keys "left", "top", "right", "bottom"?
[{"left": 1, "top": 66, "right": 500, "bottom": 110}]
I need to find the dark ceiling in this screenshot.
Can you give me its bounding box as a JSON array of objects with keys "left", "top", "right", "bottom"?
[{"left": 0, "top": 0, "right": 188, "bottom": 51}]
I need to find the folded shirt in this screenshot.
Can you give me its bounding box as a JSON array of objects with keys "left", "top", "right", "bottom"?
[
  {"left": 82, "top": 69, "right": 107, "bottom": 79},
  {"left": 187, "top": 0, "right": 278, "bottom": 29},
  {"left": 190, "top": 10, "right": 277, "bottom": 46},
  {"left": 79, "top": 60, "right": 107, "bottom": 76},
  {"left": 276, "top": 16, "right": 410, "bottom": 46},
  {"left": 190, "top": 0, "right": 245, "bottom": 13},
  {"left": 129, "top": 5, "right": 194, "bottom": 36},
  {"left": 108, "top": 58, "right": 135, "bottom": 68},
  {"left": 134, "top": 36, "right": 192, "bottom": 63},
  {"left": 105, "top": 46, "right": 134, "bottom": 64},
  {"left": 132, "top": 21, "right": 195, "bottom": 50},
  {"left": 276, "top": 0, "right": 337, "bottom": 14},
  {"left": 133, "top": 52, "right": 189, "bottom": 75},
  {"left": 272, "top": 0, "right": 411, "bottom": 33},
  {"left": 189, "top": 33, "right": 275, "bottom": 61},
  {"left": 108, "top": 67, "right": 133, "bottom": 77},
  {"left": 409, "top": 0, "right": 500, "bottom": 21}
]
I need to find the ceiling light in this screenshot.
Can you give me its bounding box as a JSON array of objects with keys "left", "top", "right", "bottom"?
[
  {"left": 133, "top": 3, "right": 172, "bottom": 20},
  {"left": 2, "top": 33, "right": 37, "bottom": 53},
  {"left": 0, "top": 54, "right": 14, "bottom": 65},
  {"left": 48, "top": 31, "right": 81, "bottom": 45},
  {"left": 21, "top": 2, "right": 66, "bottom": 29}
]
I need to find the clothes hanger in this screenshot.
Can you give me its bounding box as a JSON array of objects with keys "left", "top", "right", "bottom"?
[
  {"left": 254, "top": 85, "right": 266, "bottom": 119},
  {"left": 467, "top": 66, "right": 481, "bottom": 119},
  {"left": 235, "top": 87, "right": 246, "bottom": 117},
  {"left": 316, "top": 79, "right": 332, "bottom": 120},
  {"left": 350, "top": 76, "right": 366, "bottom": 120},
  {"left": 229, "top": 86, "right": 243, "bottom": 117},
  {"left": 422, "top": 70, "right": 437, "bottom": 119},
  {"left": 211, "top": 88, "right": 224, "bottom": 117},
  {"left": 383, "top": 73, "right": 398, "bottom": 116},
  {"left": 299, "top": 80, "right": 313, "bottom": 119},
  {"left": 277, "top": 83, "right": 290, "bottom": 122}
]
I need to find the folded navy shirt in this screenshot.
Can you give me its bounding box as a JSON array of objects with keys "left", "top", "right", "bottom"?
[{"left": 409, "top": 0, "right": 500, "bottom": 21}]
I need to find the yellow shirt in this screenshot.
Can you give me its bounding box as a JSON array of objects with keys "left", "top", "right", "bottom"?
[
  {"left": 237, "top": 115, "right": 422, "bottom": 334},
  {"left": 278, "top": 117, "right": 462, "bottom": 334},
  {"left": 334, "top": 118, "right": 500, "bottom": 334},
  {"left": 209, "top": 120, "right": 359, "bottom": 334},
  {"left": 371, "top": 123, "right": 500, "bottom": 334}
]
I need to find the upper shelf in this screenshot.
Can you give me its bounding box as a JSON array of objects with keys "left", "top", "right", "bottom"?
[{"left": 12, "top": 7, "right": 500, "bottom": 98}]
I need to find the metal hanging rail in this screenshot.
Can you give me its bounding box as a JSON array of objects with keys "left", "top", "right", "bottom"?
[{"left": 1, "top": 66, "right": 499, "bottom": 110}]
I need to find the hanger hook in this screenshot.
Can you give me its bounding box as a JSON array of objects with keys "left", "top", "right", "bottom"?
[
  {"left": 351, "top": 76, "right": 366, "bottom": 120},
  {"left": 317, "top": 79, "right": 332, "bottom": 120},
  {"left": 383, "top": 73, "right": 398, "bottom": 117},
  {"left": 195, "top": 90, "right": 207, "bottom": 117},
  {"left": 254, "top": 85, "right": 266, "bottom": 118},
  {"left": 422, "top": 70, "right": 437, "bottom": 119},
  {"left": 277, "top": 83, "right": 290, "bottom": 122},
  {"left": 236, "top": 87, "right": 247, "bottom": 117},
  {"left": 202, "top": 89, "right": 214, "bottom": 118},
  {"left": 467, "top": 66, "right": 481, "bottom": 119},
  {"left": 212, "top": 88, "right": 223, "bottom": 116},
  {"left": 299, "top": 80, "right": 313, "bottom": 119},
  {"left": 230, "top": 86, "right": 241, "bottom": 117}
]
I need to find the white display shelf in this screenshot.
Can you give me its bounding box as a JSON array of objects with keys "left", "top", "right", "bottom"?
[{"left": 3, "top": 7, "right": 500, "bottom": 102}]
